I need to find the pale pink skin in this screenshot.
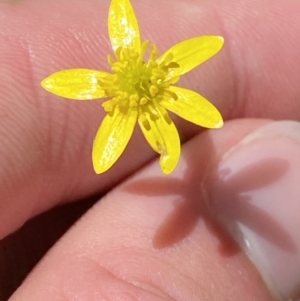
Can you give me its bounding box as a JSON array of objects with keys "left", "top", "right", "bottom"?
[{"left": 0, "top": 0, "right": 300, "bottom": 300}]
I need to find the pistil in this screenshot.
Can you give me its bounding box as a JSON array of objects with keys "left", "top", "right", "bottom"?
[{"left": 101, "top": 41, "right": 180, "bottom": 116}]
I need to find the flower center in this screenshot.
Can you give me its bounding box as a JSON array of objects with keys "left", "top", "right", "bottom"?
[{"left": 100, "top": 41, "right": 180, "bottom": 115}]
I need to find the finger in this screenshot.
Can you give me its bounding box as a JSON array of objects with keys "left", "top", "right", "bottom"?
[
  {"left": 8, "top": 119, "right": 277, "bottom": 301},
  {"left": 204, "top": 121, "right": 300, "bottom": 300},
  {"left": 0, "top": 197, "right": 97, "bottom": 301},
  {"left": 1, "top": 0, "right": 300, "bottom": 238}
]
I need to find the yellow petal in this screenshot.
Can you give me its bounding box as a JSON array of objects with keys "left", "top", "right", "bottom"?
[
  {"left": 138, "top": 103, "right": 180, "bottom": 174},
  {"left": 92, "top": 107, "right": 138, "bottom": 174},
  {"left": 108, "top": 0, "right": 141, "bottom": 53},
  {"left": 158, "top": 36, "right": 224, "bottom": 78},
  {"left": 41, "top": 69, "right": 112, "bottom": 100},
  {"left": 160, "top": 86, "right": 223, "bottom": 129}
]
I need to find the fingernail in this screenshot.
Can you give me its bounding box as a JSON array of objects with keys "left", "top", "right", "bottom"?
[{"left": 205, "top": 121, "right": 300, "bottom": 301}]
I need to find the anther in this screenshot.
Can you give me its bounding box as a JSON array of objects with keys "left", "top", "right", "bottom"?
[
  {"left": 141, "top": 40, "right": 150, "bottom": 59},
  {"left": 129, "top": 94, "right": 139, "bottom": 103},
  {"left": 120, "top": 47, "right": 129, "bottom": 61},
  {"left": 102, "top": 100, "right": 114, "bottom": 112},
  {"left": 149, "top": 85, "right": 159, "bottom": 97},
  {"left": 107, "top": 55, "right": 115, "bottom": 66},
  {"left": 140, "top": 97, "right": 148, "bottom": 105},
  {"left": 122, "top": 91, "right": 129, "bottom": 98},
  {"left": 149, "top": 44, "right": 158, "bottom": 62},
  {"left": 111, "top": 62, "right": 123, "bottom": 72},
  {"left": 150, "top": 76, "right": 157, "bottom": 84},
  {"left": 122, "top": 61, "right": 129, "bottom": 68},
  {"left": 115, "top": 47, "right": 122, "bottom": 61},
  {"left": 129, "top": 100, "right": 138, "bottom": 107}
]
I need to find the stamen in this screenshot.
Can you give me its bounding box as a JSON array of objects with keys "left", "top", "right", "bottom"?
[
  {"left": 129, "top": 100, "right": 138, "bottom": 107},
  {"left": 107, "top": 55, "right": 115, "bottom": 66},
  {"left": 111, "top": 62, "right": 124, "bottom": 72},
  {"left": 115, "top": 47, "right": 122, "bottom": 61},
  {"left": 129, "top": 94, "right": 139, "bottom": 102},
  {"left": 113, "top": 76, "right": 119, "bottom": 84},
  {"left": 140, "top": 40, "right": 150, "bottom": 59},
  {"left": 149, "top": 44, "right": 158, "bottom": 62},
  {"left": 150, "top": 76, "right": 157, "bottom": 84},
  {"left": 124, "top": 48, "right": 130, "bottom": 60},
  {"left": 102, "top": 100, "right": 114, "bottom": 112},
  {"left": 121, "top": 91, "right": 129, "bottom": 98},
  {"left": 105, "top": 41, "right": 181, "bottom": 119},
  {"left": 129, "top": 94, "right": 139, "bottom": 107},
  {"left": 129, "top": 51, "right": 139, "bottom": 60},
  {"left": 149, "top": 85, "right": 159, "bottom": 97},
  {"left": 122, "top": 61, "right": 129, "bottom": 68},
  {"left": 140, "top": 97, "right": 148, "bottom": 105}
]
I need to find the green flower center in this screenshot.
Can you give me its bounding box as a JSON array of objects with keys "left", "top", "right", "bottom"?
[{"left": 100, "top": 41, "right": 180, "bottom": 115}]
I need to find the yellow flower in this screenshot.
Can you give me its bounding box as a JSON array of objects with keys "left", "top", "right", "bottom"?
[{"left": 41, "top": 0, "right": 224, "bottom": 174}]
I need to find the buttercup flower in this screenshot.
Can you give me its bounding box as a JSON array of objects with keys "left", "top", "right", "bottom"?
[{"left": 41, "top": 0, "right": 224, "bottom": 174}]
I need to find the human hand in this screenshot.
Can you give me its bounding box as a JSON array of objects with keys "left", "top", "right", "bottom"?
[{"left": 0, "top": 0, "right": 300, "bottom": 300}]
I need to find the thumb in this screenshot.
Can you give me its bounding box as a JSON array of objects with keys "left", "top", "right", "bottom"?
[{"left": 205, "top": 121, "right": 300, "bottom": 301}]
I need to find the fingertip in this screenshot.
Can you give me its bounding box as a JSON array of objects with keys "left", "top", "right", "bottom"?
[{"left": 205, "top": 121, "right": 300, "bottom": 300}]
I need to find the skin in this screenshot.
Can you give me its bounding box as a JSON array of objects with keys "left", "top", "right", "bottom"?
[{"left": 0, "top": 0, "right": 300, "bottom": 300}]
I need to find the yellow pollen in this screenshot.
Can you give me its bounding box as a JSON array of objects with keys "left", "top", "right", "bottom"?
[
  {"left": 129, "top": 100, "right": 138, "bottom": 107},
  {"left": 140, "top": 97, "right": 148, "bottom": 105},
  {"left": 149, "top": 85, "right": 159, "bottom": 97},
  {"left": 102, "top": 101, "right": 114, "bottom": 112},
  {"left": 102, "top": 42, "right": 180, "bottom": 114},
  {"left": 129, "top": 94, "right": 139, "bottom": 107},
  {"left": 107, "top": 55, "right": 115, "bottom": 66},
  {"left": 140, "top": 40, "right": 150, "bottom": 58},
  {"left": 129, "top": 94, "right": 139, "bottom": 102},
  {"left": 150, "top": 76, "right": 157, "bottom": 84}
]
